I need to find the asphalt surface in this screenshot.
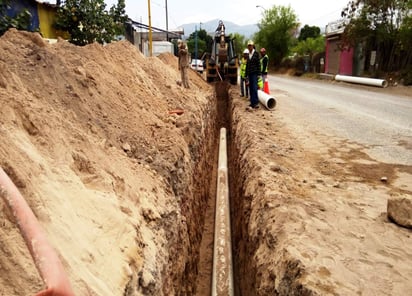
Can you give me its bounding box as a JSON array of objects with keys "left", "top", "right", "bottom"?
[{"left": 267, "top": 75, "right": 412, "bottom": 166}]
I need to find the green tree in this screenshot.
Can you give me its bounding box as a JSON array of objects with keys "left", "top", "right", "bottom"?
[
  {"left": 0, "top": 0, "right": 32, "bottom": 36},
  {"left": 341, "top": 0, "right": 412, "bottom": 73},
  {"left": 254, "top": 5, "right": 299, "bottom": 67},
  {"left": 186, "top": 28, "right": 213, "bottom": 58},
  {"left": 55, "top": 0, "right": 127, "bottom": 46},
  {"left": 292, "top": 35, "right": 325, "bottom": 56},
  {"left": 298, "top": 24, "right": 321, "bottom": 41},
  {"left": 230, "top": 32, "right": 246, "bottom": 58}
]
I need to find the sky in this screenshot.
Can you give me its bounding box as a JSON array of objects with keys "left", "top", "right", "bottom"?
[{"left": 104, "top": 0, "right": 350, "bottom": 30}]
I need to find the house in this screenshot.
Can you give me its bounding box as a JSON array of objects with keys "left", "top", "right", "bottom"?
[
  {"left": 324, "top": 19, "right": 354, "bottom": 75},
  {"left": 4, "top": 0, "right": 61, "bottom": 40},
  {"left": 125, "top": 19, "right": 184, "bottom": 57}
]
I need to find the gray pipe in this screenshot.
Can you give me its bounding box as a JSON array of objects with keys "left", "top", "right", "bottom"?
[
  {"left": 258, "top": 90, "right": 277, "bottom": 110},
  {"left": 335, "top": 74, "right": 388, "bottom": 88},
  {"left": 212, "top": 128, "right": 234, "bottom": 296}
]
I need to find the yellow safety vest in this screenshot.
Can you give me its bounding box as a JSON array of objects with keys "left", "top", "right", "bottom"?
[
  {"left": 240, "top": 57, "right": 247, "bottom": 78},
  {"left": 260, "top": 55, "right": 269, "bottom": 74},
  {"left": 258, "top": 76, "right": 263, "bottom": 89}
]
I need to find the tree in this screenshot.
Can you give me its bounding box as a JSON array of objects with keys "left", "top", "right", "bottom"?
[
  {"left": 55, "top": 0, "right": 128, "bottom": 46},
  {"left": 341, "top": 0, "right": 412, "bottom": 74},
  {"left": 292, "top": 35, "right": 325, "bottom": 56},
  {"left": 298, "top": 25, "right": 321, "bottom": 41},
  {"left": 186, "top": 28, "right": 213, "bottom": 59},
  {"left": 254, "top": 5, "right": 299, "bottom": 67},
  {"left": 230, "top": 32, "right": 246, "bottom": 58},
  {"left": 0, "top": 0, "right": 32, "bottom": 36}
]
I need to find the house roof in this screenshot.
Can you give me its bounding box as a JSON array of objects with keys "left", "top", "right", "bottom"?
[
  {"left": 34, "top": 0, "right": 58, "bottom": 7},
  {"left": 325, "top": 19, "right": 348, "bottom": 36}
]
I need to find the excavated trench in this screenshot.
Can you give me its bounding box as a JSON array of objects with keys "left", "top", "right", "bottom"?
[{"left": 181, "top": 81, "right": 255, "bottom": 295}]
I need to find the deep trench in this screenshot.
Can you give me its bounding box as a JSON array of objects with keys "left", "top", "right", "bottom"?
[{"left": 190, "top": 81, "right": 251, "bottom": 296}]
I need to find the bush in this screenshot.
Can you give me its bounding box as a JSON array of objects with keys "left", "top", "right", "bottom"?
[
  {"left": 280, "top": 57, "right": 293, "bottom": 69},
  {"left": 293, "top": 57, "right": 305, "bottom": 76},
  {"left": 0, "top": 0, "right": 32, "bottom": 36},
  {"left": 400, "top": 66, "right": 412, "bottom": 86}
]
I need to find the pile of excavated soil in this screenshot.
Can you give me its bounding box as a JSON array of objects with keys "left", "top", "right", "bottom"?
[
  {"left": 1, "top": 28, "right": 411, "bottom": 296},
  {"left": 0, "top": 29, "right": 214, "bottom": 295}
]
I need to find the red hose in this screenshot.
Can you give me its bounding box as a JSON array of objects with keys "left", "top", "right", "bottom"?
[{"left": 0, "top": 167, "right": 75, "bottom": 296}]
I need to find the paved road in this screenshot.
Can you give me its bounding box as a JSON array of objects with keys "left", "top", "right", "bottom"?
[{"left": 267, "top": 75, "right": 412, "bottom": 166}]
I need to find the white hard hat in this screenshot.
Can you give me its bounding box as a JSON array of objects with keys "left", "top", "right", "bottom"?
[{"left": 243, "top": 49, "right": 249, "bottom": 54}]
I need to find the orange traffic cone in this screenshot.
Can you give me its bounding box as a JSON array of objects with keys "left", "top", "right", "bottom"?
[{"left": 263, "top": 79, "right": 270, "bottom": 94}]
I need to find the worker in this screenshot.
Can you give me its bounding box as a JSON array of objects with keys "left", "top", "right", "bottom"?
[
  {"left": 245, "top": 40, "right": 261, "bottom": 109},
  {"left": 257, "top": 75, "right": 263, "bottom": 90},
  {"left": 240, "top": 49, "right": 249, "bottom": 98},
  {"left": 260, "top": 47, "right": 269, "bottom": 86},
  {"left": 178, "top": 41, "right": 190, "bottom": 88},
  {"left": 215, "top": 20, "right": 225, "bottom": 37}
]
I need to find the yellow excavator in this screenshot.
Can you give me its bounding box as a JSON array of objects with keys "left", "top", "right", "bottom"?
[{"left": 205, "top": 21, "right": 238, "bottom": 85}]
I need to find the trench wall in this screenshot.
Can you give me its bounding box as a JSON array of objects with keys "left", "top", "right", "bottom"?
[
  {"left": 172, "top": 91, "right": 220, "bottom": 294},
  {"left": 226, "top": 87, "right": 314, "bottom": 296}
]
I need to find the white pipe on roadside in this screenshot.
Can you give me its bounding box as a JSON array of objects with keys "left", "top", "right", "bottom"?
[
  {"left": 335, "top": 74, "right": 388, "bottom": 88},
  {"left": 258, "top": 90, "right": 277, "bottom": 110},
  {"left": 212, "top": 128, "right": 234, "bottom": 296}
]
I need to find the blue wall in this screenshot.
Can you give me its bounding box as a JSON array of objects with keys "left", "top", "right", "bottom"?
[{"left": 6, "top": 0, "right": 39, "bottom": 31}]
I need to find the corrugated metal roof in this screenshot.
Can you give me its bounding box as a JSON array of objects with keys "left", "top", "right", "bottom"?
[
  {"left": 34, "top": 0, "right": 57, "bottom": 4},
  {"left": 34, "top": 0, "right": 58, "bottom": 7},
  {"left": 33, "top": 0, "right": 58, "bottom": 8}
]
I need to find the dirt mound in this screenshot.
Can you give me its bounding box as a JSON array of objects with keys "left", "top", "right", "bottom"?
[{"left": 0, "top": 28, "right": 213, "bottom": 295}]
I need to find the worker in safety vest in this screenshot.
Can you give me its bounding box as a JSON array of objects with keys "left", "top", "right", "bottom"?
[
  {"left": 240, "top": 49, "right": 249, "bottom": 98},
  {"left": 257, "top": 75, "right": 263, "bottom": 90},
  {"left": 260, "top": 47, "right": 269, "bottom": 93},
  {"left": 260, "top": 48, "right": 269, "bottom": 83}
]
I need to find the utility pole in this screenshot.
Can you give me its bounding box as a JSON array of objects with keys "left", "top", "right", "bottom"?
[
  {"left": 165, "top": 0, "right": 169, "bottom": 41},
  {"left": 195, "top": 25, "right": 198, "bottom": 71},
  {"left": 148, "top": 0, "right": 153, "bottom": 56}
]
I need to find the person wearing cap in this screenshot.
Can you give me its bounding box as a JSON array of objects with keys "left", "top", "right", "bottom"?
[
  {"left": 245, "top": 40, "right": 261, "bottom": 109},
  {"left": 260, "top": 47, "right": 269, "bottom": 86},
  {"left": 239, "top": 49, "right": 249, "bottom": 98}
]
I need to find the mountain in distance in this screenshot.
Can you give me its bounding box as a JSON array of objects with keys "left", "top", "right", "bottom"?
[{"left": 180, "top": 19, "right": 258, "bottom": 39}]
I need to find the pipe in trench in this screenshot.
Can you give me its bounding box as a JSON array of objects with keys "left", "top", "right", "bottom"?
[
  {"left": 335, "top": 74, "right": 388, "bottom": 88},
  {"left": 211, "top": 128, "right": 234, "bottom": 296},
  {"left": 0, "top": 167, "right": 75, "bottom": 296},
  {"left": 258, "top": 90, "right": 277, "bottom": 110}
]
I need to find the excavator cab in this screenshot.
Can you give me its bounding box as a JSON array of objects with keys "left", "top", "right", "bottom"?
[{"left": 206, "top": 21, "right": 238, "bottom": 85}]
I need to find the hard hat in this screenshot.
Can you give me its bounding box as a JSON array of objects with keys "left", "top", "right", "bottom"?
[
  {"left": 247, "top": 40, "right": 254, "bottom": 46},
  {"left": 260, "top": 47, "right": 266, "bottom": 53},
  {"left": 243, "top": 49, "right": 249, "bottom": 54}
]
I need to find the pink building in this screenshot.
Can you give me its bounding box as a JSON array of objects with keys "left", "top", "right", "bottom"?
[{"left": 324, "top": 20, "right": 354, "bottom": 75}]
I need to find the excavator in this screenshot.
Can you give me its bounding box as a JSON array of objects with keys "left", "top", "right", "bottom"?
[{"left": 205, "top": 21, "right": 238, "bottom": 85}]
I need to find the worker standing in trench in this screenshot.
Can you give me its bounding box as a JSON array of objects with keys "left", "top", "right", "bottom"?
[{"left": 178, "top": 40, "right": 190, "bottom": 89}]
